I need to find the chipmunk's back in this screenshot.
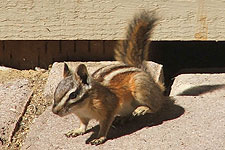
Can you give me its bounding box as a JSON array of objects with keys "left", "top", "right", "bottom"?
[
  {"left": 92, "top": 64, "right": 141, "bottom": 83},
  {"left": 91, "top": 63, "right": 164, "bottom": 116}
]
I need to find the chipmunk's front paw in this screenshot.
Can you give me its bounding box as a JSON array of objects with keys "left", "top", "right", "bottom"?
[
  {"left": 90, "top": 137, "right": 106, "bottom": 145},
  {"left": 65, "top": 129, "right": 85, "bottom": 138}
]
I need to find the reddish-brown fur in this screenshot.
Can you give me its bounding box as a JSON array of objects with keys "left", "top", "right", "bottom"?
[{"left": 108, "top": 71, "right": 138, "bottom": 107}]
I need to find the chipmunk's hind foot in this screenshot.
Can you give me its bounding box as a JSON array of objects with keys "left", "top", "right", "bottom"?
[
  {"left": 132, "top": 106, "right": 151, "bottom": 116},
  {"left": 90, "top": 137, "right": 106, "bottom": 145}
]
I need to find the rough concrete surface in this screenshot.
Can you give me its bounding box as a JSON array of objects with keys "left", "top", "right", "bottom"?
[
  {"left": 1, "top": 64, "right": 225, "bottom": 149},
  {"left": 22, "top": 69, "right": 225, "bottom": 150},
  {"left": 44, "top": 61, "right": 163, "bottom": 100},
  {"left": 21, "top": 95, "right": 225, "bottom": 150},
  {"left": 0, "top": 79, "right": 32, "bottom": 147},
  {"left": 170, "top": 73, "right": 225, "bottom": 97}
]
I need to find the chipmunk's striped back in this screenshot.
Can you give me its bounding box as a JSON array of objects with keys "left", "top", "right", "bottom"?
[{"left": 92, "top": 64, "right": 141, "bottom": 85}]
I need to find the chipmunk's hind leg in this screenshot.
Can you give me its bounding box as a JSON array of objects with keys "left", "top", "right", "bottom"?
[
  {"left": 90, "top": 115, "right": 115, "bottom": 145},
  {"left": 132, "top": 72, "right": 165, "bottom": 116}
]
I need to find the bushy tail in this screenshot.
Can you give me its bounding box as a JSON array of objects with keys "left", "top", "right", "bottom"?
[{"left": 114, "top": 11, "right": 157, "bottom": 68}]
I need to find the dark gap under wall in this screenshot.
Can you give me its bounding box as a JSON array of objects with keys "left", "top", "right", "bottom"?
[
  {"left": 149, "top": 41, "right": 225, "bottom": 94},
  {"left": 1, "top": 40, "right": 225, "bottom": 92}
]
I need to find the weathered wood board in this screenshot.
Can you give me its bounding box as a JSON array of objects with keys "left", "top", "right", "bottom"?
[{"left": 0, "top": 0, "right": 225, "bottom": 40}]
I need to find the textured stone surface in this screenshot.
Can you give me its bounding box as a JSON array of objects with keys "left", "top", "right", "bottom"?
[
  {"left": 24, "top": 68, "right": 225, "bottom": 150},
  {"left": 44, "top": 61, "right": 164, "bottom": 100},
  {"left": 170, "top": 73, "right": 225, "bottom": 97},
  {"left": 22, "top": 95, "right": 225, "bottom": 150},
  {"left": 0, "top": 79, "right": 32, "bottom": 146},
  {"left": 0, "top": 0, "right": 225, "bottom": 40}
]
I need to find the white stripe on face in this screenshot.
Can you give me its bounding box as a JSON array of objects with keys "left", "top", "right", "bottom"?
[{"left": 53, "top": 88, "right": 75, "bottom": 112}]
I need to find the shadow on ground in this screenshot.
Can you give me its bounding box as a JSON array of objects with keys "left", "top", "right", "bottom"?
[
  {"left": 177, "top": 84, "right": 225, "bottom": 96},
  {"left": 84, "top": 101, "right": 185, "bottom": 144}
]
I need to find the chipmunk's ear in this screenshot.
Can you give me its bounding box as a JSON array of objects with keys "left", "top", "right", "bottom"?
[
  {"left": 76, "top": 64, "right": 91, "bottom": 85},
  {"left": 63, "top": 63, "right": 71, "bottom": 78}
]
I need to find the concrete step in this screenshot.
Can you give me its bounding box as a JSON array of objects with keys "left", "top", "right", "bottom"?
[
  {"left": 0, "top": 79, "right": 32, "bottom": 148},
  {"left": 22, "top": 95, "right": 225, "bottom": 150},
  {"left": 23, "top": 66, "right": 225, "bottom": 150}
]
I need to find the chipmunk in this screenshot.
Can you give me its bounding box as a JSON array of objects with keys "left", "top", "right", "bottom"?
[{"left": 52, "top": 11, "right": 170, "bottom": 145}]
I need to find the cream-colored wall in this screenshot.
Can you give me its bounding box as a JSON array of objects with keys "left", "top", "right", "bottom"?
[{"left": 0, "top": 0, "right": 224, "bottom": 40}]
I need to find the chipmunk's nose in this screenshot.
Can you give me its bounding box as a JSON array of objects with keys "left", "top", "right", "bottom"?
[
  {"left": 52, "top": 106, "right": 60, "bottom": 115},
  {"left": 52, "top": 105, "right": 65, "bottom": 117}
]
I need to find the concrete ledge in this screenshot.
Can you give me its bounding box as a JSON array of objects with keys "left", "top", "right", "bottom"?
[
  {"left": 170, "top": 73, "right": 225, "bottom": 97},
  {"left": 44, "top": 61, "right": 164, "bottom": 101},
  {"left": 0, "top": 79, "right": 32, "bottom": 147}
]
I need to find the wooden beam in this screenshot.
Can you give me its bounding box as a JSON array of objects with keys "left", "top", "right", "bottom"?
[{"left": 0, "top": 0, "right": 225, "bottom": 40}]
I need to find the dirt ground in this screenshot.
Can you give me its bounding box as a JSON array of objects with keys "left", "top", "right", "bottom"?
[{"left": 0, "top": 67, "right": 50, "bottom": 150}]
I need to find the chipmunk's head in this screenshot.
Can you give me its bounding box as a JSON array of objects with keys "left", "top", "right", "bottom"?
[{"left": 52, "top": 63, "right": 92, "bottom": 116}]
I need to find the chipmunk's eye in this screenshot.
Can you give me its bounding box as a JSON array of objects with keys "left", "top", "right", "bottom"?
[
  {"left": 69, "top": 88, "right": 80, "bottom": 99},
  {"left": 69, "top": 91, "right": 78, "bottom": 99}
]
